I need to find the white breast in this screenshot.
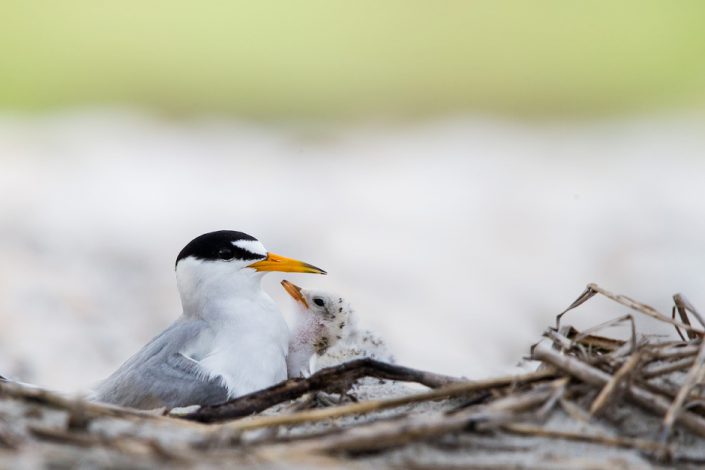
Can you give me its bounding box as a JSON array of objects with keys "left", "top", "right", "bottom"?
[
  {"left": 196, "top": 295, "right": 290, "bottom": 397},
  {"left": 175, "top": 258, "right": 290, "bottom": 398}
]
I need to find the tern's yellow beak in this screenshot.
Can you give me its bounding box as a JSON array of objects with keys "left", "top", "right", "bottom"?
[
  {"left": 281, "top": 280, "right": 309, "bottom": 308},
  {"left": 247, "top": 252, "right": 326, "bottom": 275}
]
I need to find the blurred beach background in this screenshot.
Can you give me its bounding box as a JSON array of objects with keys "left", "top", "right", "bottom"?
[{"left": 1, "top": 1, "right": 705, "bottom": 392}]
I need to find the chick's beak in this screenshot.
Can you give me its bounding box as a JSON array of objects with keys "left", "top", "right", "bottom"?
[
  {"left": 247, "top": 252, "right": 327, "bottom": 275},
  {"left": 281, "top": 280, "right": 309, "bottom": 308}
]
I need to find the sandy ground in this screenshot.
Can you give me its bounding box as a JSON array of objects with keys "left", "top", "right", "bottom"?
[
  {"left": 1, "top": 109, "right": 704, "bottom": 392},
  {"left": 1, "top": 376, "right": 701, "bottom": 469}
]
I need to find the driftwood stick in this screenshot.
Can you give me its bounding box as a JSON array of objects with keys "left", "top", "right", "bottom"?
[
  {"left": 559, "top": 398, "right": 591, "bottom": 423},
  {"left": 544, "top": 329, "right": 574, "bottom": 351},
  {"left": 532, "top": 340, "right": 705, "bottom": 438},
  {"left": 27, "top": 424, "right": 194, "bottom": 462},
  {"left": 643, "top": 357, "right": 695, "bottom": 379},
  {"left": 185, "top": 359, "right": 460, "bottom": 423},
  {"left": 213, "top": 369, "right": 554, "bottom": 433},
  {"left": 659, "top": 339, "right": 705, "bottom": 442},
  {"left": 532, "top": 340, "right": 612, "bottom": 386},
  {"left": 590, "top": 351, "right": 641, "bottom": 416},
  {"left": 288, "top": 386, "right": 555, "bottom": 454},
  {"left": 536, "top": 377, "right": 569, "bottom": 418},
  {"left": 650, "top": 343, "right": 699, "bottom": 361},
  {"left": 0, "top": 381, "right": 202, "bottom": 428},
  {"left": 502, "top": 422, "right": 670, "bottom": 454},
  {"left": 642, "top": 379, "right": 705, "bottom": 405}
]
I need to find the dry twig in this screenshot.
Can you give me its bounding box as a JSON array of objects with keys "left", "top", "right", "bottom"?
[
  {"left": 675, "top": 293, "right": 705, "bottom": 328},
  {"left": 286, "top": 385, "right": 557, "bottom": 454},
  {"left": 659, "top": 338, "right": 705, "bottom": 442},
  {"left": 211, "top": 369, "right": 554, "bottom": 433},
  {"left": 502, "top": 422, "right": 670, "bottom": 454},
  {"left": 590, "top": 351, "right": 641, "bottom": 415},
  {"left": 186, "top": 358, "right": 460, "bottom": 423},
  {"left": 643, "top": 357, "right": 695, "bottom": 379},
  {"left": 532, "top": 339, "right": 705, "bottom": 438},
  {"left": 588, "top": 284, "right": 704, "bottom": 337}
]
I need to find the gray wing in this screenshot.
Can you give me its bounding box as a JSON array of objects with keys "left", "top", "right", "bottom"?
[{"left": 91, "top": 318, "right": 229, "bottom": 409}]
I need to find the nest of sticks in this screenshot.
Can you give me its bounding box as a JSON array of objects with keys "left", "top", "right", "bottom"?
[{"left": 2, "top": 283, "right": 705, "bottom": 468}]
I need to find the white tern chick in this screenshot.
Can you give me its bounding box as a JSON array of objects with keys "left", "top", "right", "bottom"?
[{"left": 282, "top": 280, "right": 392, "bottom": 378}]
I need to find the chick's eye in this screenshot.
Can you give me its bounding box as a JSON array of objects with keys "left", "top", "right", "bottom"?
[
  {"left": 313, "top": 298, "right": 325, "bottom": 307},
  {"left": 218, "top": 248, "right": 234, "bottom": 260}
]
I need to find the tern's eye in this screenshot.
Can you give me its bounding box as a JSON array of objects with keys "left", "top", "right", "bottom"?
[
  {"left": 313, "top": 297, "right": 325, "bottom": 307},
  {"left": 217, "top": 248, "right": 234, "bottom": 260}
]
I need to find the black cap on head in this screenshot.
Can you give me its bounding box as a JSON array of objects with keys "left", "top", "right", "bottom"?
[{"left": 176, "top": 230, "right": 265, "bottom": 267}]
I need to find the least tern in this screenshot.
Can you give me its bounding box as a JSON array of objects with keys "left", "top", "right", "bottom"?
[
  {"left": 92, "top": 230, "right": 326, "bottom": 409},
  {"left": 282, "top": 280, "right": 351, "bottom": 378},
  {"left": 281, "top": 280, "right": 393, "bottom": 376}
]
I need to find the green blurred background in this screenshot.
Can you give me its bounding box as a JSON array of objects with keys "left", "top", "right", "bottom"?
[{"left": 2, "top": 0, "right": 705, "bottom": 118}]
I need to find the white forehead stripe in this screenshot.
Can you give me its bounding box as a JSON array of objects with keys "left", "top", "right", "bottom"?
[{"left": 232, "top": 239, "right": 267, "bottom": 256}]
